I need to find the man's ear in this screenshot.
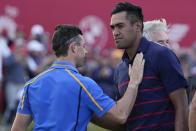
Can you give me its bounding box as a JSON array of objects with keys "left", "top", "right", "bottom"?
[
  {"left": 135, "top": 22, "right": 142, "bottom": 32},
  {"left": 69, "top": 43, "right": 76, "bottom": 53}
]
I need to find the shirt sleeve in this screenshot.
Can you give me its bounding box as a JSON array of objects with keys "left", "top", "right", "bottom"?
[
  {"left": 81, "top": 77, "right": 115, "bottom": 117},
  {"left": 17, "top": 85, "right": 32, "bottom": 115},
  {"left": 158, "top": 48, "right": 188, "bottom": 94}
]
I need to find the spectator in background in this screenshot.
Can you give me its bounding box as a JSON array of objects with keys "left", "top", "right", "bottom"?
[
  {"left": 110, "top": 2, "right": 188, "bottom": 130},
  {"left": 30, "top": 24, "right": 49, "bottom": 51},
  {"left": 187, "top": 43, "right": 196, "bottom": 101},
  {"left": 143, "top": 19, "right": 194, "bottom": 102},
  {"left": 143, "top": 18, "right": 170, "bottom": 48},
  {"left": 26, "top": 40, "right": 45, "bottom": 77},
  {"left": 26, "top": 24, "right": 54, "bottom": 79},
  {"left": 110, "top": 49, "right": 123, "bottom": 66},
  {"left": 26, "top": 40, "right": 54, "bottom": 78},
  {"left": 142, "top": 18, "right": 181, "bottom": 56},
  {"left": 0, "top": 34, "right": 11, "bottom": 82},
  {"left": 30, "top": 24, "right": 45, "bottom": 45},
  {"left": 0, "top": 34, "right": 11, "bottom": 113},
  {"left": 178, "top": 53, "right": 191, "bottom": 80},
  {"left": 92, "top": 50, "right": 119, "bottom": 100},
  {"left": 178, "top": 53, "right": 194, "bottom": 102},
  {"left": 1, "top": 38, "right": 28, "bottom": 126}
]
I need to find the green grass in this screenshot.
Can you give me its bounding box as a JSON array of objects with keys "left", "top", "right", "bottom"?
[
  {"left": 88, "top": 123, "right": 110, "bottom": 131},
  {"left": 27, "top": 122, "right": 110, "bottom": 131}
]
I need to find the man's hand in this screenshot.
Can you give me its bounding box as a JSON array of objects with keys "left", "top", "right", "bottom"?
[{"left": 128, "top": 53, "right": 145, "bottom": 88}]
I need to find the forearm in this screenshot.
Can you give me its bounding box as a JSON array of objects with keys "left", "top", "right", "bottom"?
[
  {"left": 90, "top": 86, "right": 137, "bottom": 130},
  {"left": 11, "top": 114, "right": 32, "bottom": 131},
  {"left": 169, "top": 89, "right": 189, "bottom": 131},
  {"left": 11, "top": 126, "right": 26, "bottom": 131},
  {"left": 90, "top": 83, "right": 137, "bottom": 129},
  {"left": 115, "top": 83, "right": 138, "bottom": 121},
  {"left": 189, "top": 108, "right": 196, "bottom": 131},
  {"left": 91, "top": 83, "right": 138, "bottom": 128},
  {"left": 11, "top": 119, "right": 28, "bottom": 131},
  {"left": 175, "top": 108, "right": 188, "bottom": 131}
]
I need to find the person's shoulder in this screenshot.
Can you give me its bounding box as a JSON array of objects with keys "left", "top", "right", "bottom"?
[
  {"left": 148, "top": 41, "right": 172, "bottom": 55},
  {"left": 80, "top": 75, "right": 97, "bottom": 85},
  {"left": 26, "top": 68, "right": 55, "bottom": 86},
  {"left": 149, "top": 41, "right": 166, "bottom": 51},
  {"left": 77, "top": 75, "right": 103, "bottom": 92}
]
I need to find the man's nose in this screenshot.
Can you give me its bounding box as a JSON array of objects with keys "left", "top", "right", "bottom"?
[{"left": 113, "top": 28, "right": 120, "bottom": 37}]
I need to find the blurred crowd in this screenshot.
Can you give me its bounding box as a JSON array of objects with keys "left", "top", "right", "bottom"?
[
  {"left": 0, "top": 24, "right": 55, "bottom": 128},
  {"left": 0, "top": 23, "right": 196, "bottom": 129}
]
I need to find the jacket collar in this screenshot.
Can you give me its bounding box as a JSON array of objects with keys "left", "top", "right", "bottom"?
[{"left": 50, "top": 60, "right": 79, "bottom": 73}]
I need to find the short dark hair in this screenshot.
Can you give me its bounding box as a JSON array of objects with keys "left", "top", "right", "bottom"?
[
  {"left": 111, "top": 2, "right": 144, "bottom": 31},
  {"left": 52, "top": 24, "right": 83, "bottom": 57}
]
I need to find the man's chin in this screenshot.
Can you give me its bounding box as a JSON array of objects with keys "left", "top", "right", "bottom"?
[
  {"left": 115, "top": 43, "right": 123, "bottom": 49},
  {"left": 116, "top": 45, "right": 126, "bottom": 49}
]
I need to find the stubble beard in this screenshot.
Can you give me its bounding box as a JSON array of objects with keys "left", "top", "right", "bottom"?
[
  {"left": 115, "top": 40, "right": 132, "bottom": 49},
  {"left": 75, "top": 57, "right": 86, "bottom": 68}
]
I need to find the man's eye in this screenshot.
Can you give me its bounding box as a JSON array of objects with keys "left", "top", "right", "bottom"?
[
  {"left": 166, "top": 40, "right": 170, "bottom": 44},
  {"left": 157, "top": 40, "right": 165, "bottom": 44},
  {"left": 117, "top": 25, "right": 123, "bottom": 29}
]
